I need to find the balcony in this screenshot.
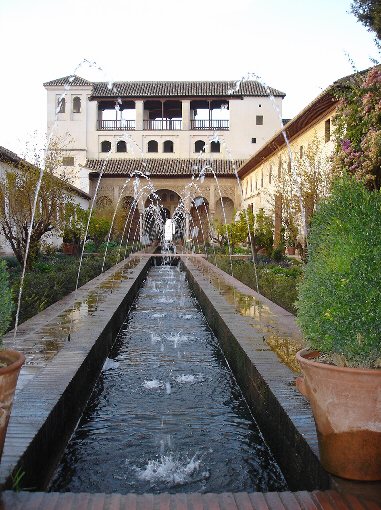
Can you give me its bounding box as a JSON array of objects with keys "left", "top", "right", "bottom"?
[
  {"left": 191, "top": 119, "right": 229, "bottom": 130},
  {"left": 143, "top": 119, "right": 182, "bottom": 130},
  {"left": 97, "top": 120, "right": 135, "bottom": 131}
]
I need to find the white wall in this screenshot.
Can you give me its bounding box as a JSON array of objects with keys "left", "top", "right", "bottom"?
[{"left": 46, "top": 84, "right": 284, "bottom": 189}]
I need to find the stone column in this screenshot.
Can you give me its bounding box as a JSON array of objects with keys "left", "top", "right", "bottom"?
[
  {"left": 135, "top": 100, "right": 144, "bottom": 131},
  {"left": 182, "top": 100, "right": 190, "bottom": 131}
]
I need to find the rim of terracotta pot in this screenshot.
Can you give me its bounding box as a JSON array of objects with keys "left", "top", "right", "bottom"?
[
  {"left": 296, "top": 347, "right": 381, "bottom": 375},
  {"left": 0, "top": 349, "right": 25, "bottom": 375}
]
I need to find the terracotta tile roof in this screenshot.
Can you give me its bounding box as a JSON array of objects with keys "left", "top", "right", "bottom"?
[
  {"left": 91, "top": 80, "right": 285, "bottom": 98},
  {"left": 0, "top": 146, "right": 22, "bottom": 164},
  {"left": 43, "top": 75, "right": 93, "bottom": 87},
  {"left": 0, "top": 146, "right": 91, "bottom": 199},
  {"left": 86, "top": 158, "right": 245, "bottom": 177},
  {"left": 44, "top": 76, "right": 285, "bottom": 98}
]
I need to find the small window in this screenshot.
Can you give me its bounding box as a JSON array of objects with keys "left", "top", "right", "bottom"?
[
  {"left": 300, "top": 146, "right": 304, "bottom": 158},
  {"left": 255, "top": 179, "right": 258, "bottom": 190},
  {"left": 256, "top": 115, "right": 263, "bottom": 125},
  {"left": 117, "top": 140, "right": 127, "bottom": 153},
  {"left": 73, "top": 96, "right": 81, "bottom": 113},
  {"left": 269, "top": 164, "right": 272, "bottom": 184},
  {"left": 325, "top": 119, "right": 331, "bottom": 142},
  {"left": 195, "top": 140, "right": 205, "bottom": 153},
  {"left": 210, "top": 141, "right": 220, "bottom": 153},
  {"left": 251, "top": 137, "right": 256, "bottom": 143},
  {"left": 148, "top": 140, "right": 158, "bottom": 153},
  {"left": 163, "top": 140, "right": 174, "bottom": 153},
  {"left": 101, "top": 140, "right": 111, "bottom": 153},
  {"left": 57, "top": 97, "right": 65, "bottom": 113},
  {"left": 62, "top": 156, "right": 74, "bottom": 166}
]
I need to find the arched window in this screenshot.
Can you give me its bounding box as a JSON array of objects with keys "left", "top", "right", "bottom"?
[
  {"left": 73, "top": 96, "right": 81, "bottom": 113},
  {"left": 101, "top": 140, "right": 111, "bottom": 153},
  {"left": 148, "top": 140, "right": 158, "bottom": 153},
  {"left": 57, "top": 97, "right": 65, "bottom": 113},
  {"left": 210, "top": 141, "right": 220, "bottom": 153},
  {"left": 195, "top": 140, "right": 205, "bottom": 153},
  {"left": 117, "top": 140, "right": 127, "bottom": 152},
  {"left": 163, "top": 140, "right": 174, "bottom": 153}
]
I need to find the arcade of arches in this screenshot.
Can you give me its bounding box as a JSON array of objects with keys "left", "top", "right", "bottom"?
[{"left": 91, "top": 175, "right": 238, "bottom": 244}]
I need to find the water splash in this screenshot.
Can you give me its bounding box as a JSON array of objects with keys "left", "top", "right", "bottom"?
[
  {"left": 175, "top": 374, "right": 205, "bottom": 384},
  {"left": 102, "top": 358, "right": 119, "bottom": 371},
  {"left": 134, "top": 453, "right": 207, "bottom": 486},
  {"left": 143, "top": 380, "right": 162, "bottom": 389}
]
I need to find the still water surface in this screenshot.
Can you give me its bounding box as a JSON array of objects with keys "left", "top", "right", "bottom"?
[{"left": 50, "top": 265, "right": 287, "bottom": 494}]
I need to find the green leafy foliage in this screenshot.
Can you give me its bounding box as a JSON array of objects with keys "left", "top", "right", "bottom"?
[
  {"left": 0, "top": 260, "right": 13, "bottom": 339},
  {"left": 296, "top": 175, "right": 381, "bottom": 367},
  {"left": 211, "top": 255, "right": 302, "bottom": 314},
  {"left": 333, "top": 66, "right": 381, "bottom": 190},
  {"left": 351, "top": 0, "right": 381, "bottom": 40},
  {"left": 8, "top": 249, "right": 127, "bottom": 326}
]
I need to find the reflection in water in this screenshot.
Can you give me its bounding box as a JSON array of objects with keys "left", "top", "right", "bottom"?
[
  {"left": 19, "top": 257, "right": 142, "bottom": 366},
  {"left": 192, "top": 260, "right": 303, "bottom": 373},
  {"left": 50, "top": 265, "right": 287, "bottom": 494}
]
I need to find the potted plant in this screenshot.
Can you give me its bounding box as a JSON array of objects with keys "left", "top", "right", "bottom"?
[
  {"left": 295, "top": 175, "right": 381, "bottom": 481},
  {"left": 0, "top": 259, "right": 25, "bottom": 459}
]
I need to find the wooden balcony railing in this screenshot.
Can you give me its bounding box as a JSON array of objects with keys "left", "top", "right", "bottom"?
[
  {"left": 97, "top": 120, "right": 135, "bottom": 130},
  {"left": 190, "top": 119, "right": 229, "bottom": 130},
  {"left": 143, "top": 119, "right": 182, "bottom": 130}
]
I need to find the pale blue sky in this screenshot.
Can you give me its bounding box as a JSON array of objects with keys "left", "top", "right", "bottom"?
[{"left": 0, "top": 0, "right": 377, "bottom": 155}]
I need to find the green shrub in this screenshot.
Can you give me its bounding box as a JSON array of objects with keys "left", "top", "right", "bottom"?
[
  {"left": 210, "top": 255, "right": 302, "bottom": 314},
  {"left": 10, "top": 252, "right": 121, "bottom": 326},
  {"left": 0, "top": 260, "right": 13, "bottom": 338},
  {"left": 296, "top": 175, "right": 381, "bottom": 367}
]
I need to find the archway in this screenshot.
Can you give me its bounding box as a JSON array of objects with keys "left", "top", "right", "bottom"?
[{"left": 144, "top": 189, "right": 181, "bottom": 241}]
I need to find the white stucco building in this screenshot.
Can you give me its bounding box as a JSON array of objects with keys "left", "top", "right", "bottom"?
[{"left": 44, "top": 76, "right": 285, "bottom": 242}]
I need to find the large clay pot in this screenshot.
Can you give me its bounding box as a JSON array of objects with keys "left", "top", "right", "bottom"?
[
  {"left": 0, "top": 350, "right": 25, "bottom": 459},
  {"left": 286, "top": 246, "right": 296, "bottom": 255},
  {"left": 296, "top": 348, "right": 381, "bottom": 481}
]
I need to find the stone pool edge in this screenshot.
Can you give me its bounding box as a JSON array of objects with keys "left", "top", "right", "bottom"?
[
  {"left": 0, "top": 255, "right": 152, "bottom": 491},
  {"left": 181, "top": 256, "right": 331, "bottom": 492}
]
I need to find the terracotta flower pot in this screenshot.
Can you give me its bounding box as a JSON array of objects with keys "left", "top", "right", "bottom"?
[
  {"left": 0, "top": 350, "right": 25, "bottom": 459},
  {"left": 296, "top": 348, "right": 381, "bottom": 480},
  {"left": 287, "top": 246, "right": 296, "bottom": 255}
]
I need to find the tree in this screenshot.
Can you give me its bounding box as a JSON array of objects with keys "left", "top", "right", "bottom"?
[
  {"left": 238, "top": 208, "right": 274, "bottom": 257},
  {"left": 275, "top": 135, "right": 334, "bottom": 251},
  {"left": 0, "top": 138, "right": 77, "bottom": 269},
  {"left": 351, "top": 0, "right": 381, "bottom": 40}
]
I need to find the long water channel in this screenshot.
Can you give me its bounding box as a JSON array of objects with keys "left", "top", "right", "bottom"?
[{"left": 50, "top": 263, "right": 287, "bottom": 494}]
